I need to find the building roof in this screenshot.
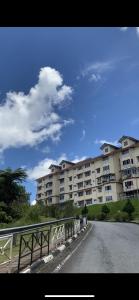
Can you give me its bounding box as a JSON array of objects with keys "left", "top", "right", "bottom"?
[
  {"left": 118, "top": 135, "right": 139, "bottom": 143},
  {"left": 48, "top": 164, "right": 61, "bottom": 169},
  {"left": 59, "top": 160, "right": 75, "bottom": 165},
  {"left": 100, "top": 143, "right": 119, "bottom": 150}
]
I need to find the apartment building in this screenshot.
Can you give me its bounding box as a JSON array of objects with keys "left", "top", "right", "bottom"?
[{"left": 36, "top": 136, "right": 139, "bottom": 207}]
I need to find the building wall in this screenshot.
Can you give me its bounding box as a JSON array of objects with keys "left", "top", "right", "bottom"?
[{"left": 36, "top": 138, "right": 139, "bottom": 207}]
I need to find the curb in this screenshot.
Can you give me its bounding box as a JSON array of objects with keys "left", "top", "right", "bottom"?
[{"left": 21, "top": 225, "right": 89, "bottom": 273}]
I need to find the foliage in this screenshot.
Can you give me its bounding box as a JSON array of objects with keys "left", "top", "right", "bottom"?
[
  {"left": 95, "top": 212, "right": 107, "bottom": 221},
  {"left": 122, "top": 199, "right": 135, "bottom": 219},
  {"left": 101, "top": 204, "right": 110, "bottom": 215},
  {"left": 82, "top": 204, "right": 88, "bottom": 216},
  {"left": 113, "top": 211, "right": 129, "bottom": 222},
  {"left": 0, "top": 168, "right": 28, "bottom": 206}
]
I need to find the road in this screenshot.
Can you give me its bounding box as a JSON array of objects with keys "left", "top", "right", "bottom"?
[{"left": 58, "top": 221, "right": 139, "bottom": 273}]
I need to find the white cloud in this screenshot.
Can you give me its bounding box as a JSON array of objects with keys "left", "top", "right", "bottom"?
[
  {"left": 31, "top": 199, "right": 36, "bottom": 206},
  {"left": 136, "top": 27, "right": 139, "bottom": 36},
  {"left": 95, "top": 139, "right": 119, "bottom": 147},
  {"left": 80, "top": 129, "right": 86, "bottom": 141},
  {"left": 79, "top": 60, "right": 114, "bottom": 83},
  {"left": 27, "top": 153, "right": 68, "bottom": 180},
  {"left": 89, "top": 74, "right": 101, "bottom": 82},
  {"left": 41, "top": 146, "right": 51, "bottom": 154},
  {"left": 0, "top": 67, "right": 73, "bottom": 152},
  {"left": 72, "top": 156, "right": 87, "bottom": 163},
  {"left": 27, "top": 154, "right": 87, "bottom": 180},
  {"left": 120, "top": 27, "right": 139, "bottom": 37},
  {"left": 120, "top": 27, "right": 128, "bottom": 31}
]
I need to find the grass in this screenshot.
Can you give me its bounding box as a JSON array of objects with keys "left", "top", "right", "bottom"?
[{"left": 79, "top": 198, "right": 139, "bottom": 221}]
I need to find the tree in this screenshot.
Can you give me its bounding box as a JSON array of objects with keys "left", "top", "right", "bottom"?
[
  {"left": 122, "top": 199, "right": 135, "bottom": 219},
  {"left": 101, "top": 204, "right": 110, "bottom": 215},
  {"left": 0, "top": 168, "right": 28, "bottom": 206},
  {"left": 82, "top": 204, "right": 88, "bottom": 216}
]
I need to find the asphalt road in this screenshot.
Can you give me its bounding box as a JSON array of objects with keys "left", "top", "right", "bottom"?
[{"left": 58, "top": 221, "right": 139, "bottom": 273}]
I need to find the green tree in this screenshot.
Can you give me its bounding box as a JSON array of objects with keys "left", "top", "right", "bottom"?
[
  {"left": 101, "top": 204, "right": 110, "bottom": 215},
  {"left": 122, "top": 199, "right": 135, "bottom": 219},
  {"left": 82, "top": 204, "right": 88, "bottom": 216},
  {"left": 0, "top": 168, "right": 27, "bottom": 206}
]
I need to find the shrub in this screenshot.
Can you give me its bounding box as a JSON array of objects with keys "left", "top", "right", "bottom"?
[
  {"left": 114, "top": 211, "right": 129, "bottom": 222},
  {"left": 122, "top": 200, "right": 135, "bottom": 219},
  {"left": 102, "top": 204, "right": 110, "bottom": 215},
  {"left": 0, "top": 211, "right": 13, "bottom": 223},
  {"left": 96, "top": 212, "right": 107, "bottom": 221},
  {"left": 82, "top": 204, "right": 88, "bottom": 216}
]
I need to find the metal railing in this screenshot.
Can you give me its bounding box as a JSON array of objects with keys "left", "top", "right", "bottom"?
[{"left": 0, "top": 216, "right": 86, "bottom": 273}]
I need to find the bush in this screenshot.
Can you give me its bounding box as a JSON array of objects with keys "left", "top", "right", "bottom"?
[
  {"left": 114, "top": 211, "right": 129, "bottom": 222},
  {"left": 96, "top": 212, "right": 107, "bottom": 221},
  {"left": 0, "top": 211, "right": 13, "bottom": 223},
  {"left": 102, "top": 204, "right": 110, "bottom": 215},
  {"left": 122, "top": 200, "right": 135, "bottom": 219}
]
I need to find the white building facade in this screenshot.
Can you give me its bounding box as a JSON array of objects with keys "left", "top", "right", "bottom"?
[{"left": 36, "top": 136, "right": 139, "bottom": 207}]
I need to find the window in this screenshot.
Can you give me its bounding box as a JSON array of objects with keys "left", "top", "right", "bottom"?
[
  {"left": 62, "top": 164, "right": 65, "bottom": 168},
  {"left": 69, "top": 193, "right": 72, "bottom": 199},
  {"left": 78, "top": 201, "right": 84, "bottom": 207},
  {"left": 78, "top": 166, "right": 82, "bottom": 170},
  {"left": 85, "top": 163, "right": 90, "bottom": 168},
  {"left": 60, "top": 187, "right": 64, "bottom": 192},
  {"left": 123, "top": 159, "right": 133, "bottom": 165},
  {"left": 77, "top": 173, "right": 83, "bottom": 179},
  {"left": 97, "top": 177, "right": 101, "bottom": 185},
  {"left": 60, "top": 194, "right": 64, "bottom": 200},
  {"left": 86, "top": 199, "right": 92, "bottom": 205},
  {"left": 98, "top": 197, "right": 103, "bottom": 203},
  {"left": 60, "top": 178, "right": 64, "bottom": 184},
  {"left": 85, "top": 171, "right": 91, "bottom": 177},
  {"left": 98, "top": 186, "right": 102, "bottom": 192},
  {"left": 69, "top": 176, "right": 72, "bottom": 181},
  {"left": 106, "top": 196, "right": 112, "bottom": 201},
  {"left": 105, "top": 185, "right": 111, "bottom": 191},
  {"left": 51, "top": 168, "right": 55, "bottom": 172},
  {"left": 47, "top": 190, "right": 52, "bottom": 196},
  {"left": 38, "top": 186, "right": 42, "bottom": 190},
  {"left": 137, "top": 156, "right": 139, "bottom": 162},
  {"left": 96, "top": 168, "right": 100, "bottom": 173},
  {"left": 78, "top": 191, "right": 83, "bottom": 197},
  {"left": 47, "top": 197, "right": 52, "bottom": 203},
  {"left": 86, "top": 189, "right": 92, "bottom": 195},
  {"left": 125, "top": 181, "right": 133, "bottom": 188},
  {"left": 78, "top": 182, "right": 83, "bottom": 188},
  {"left": 46, "top": 182, "right": 52, "bottom": 188},
  {"left": 49, "top": 175, "right": 53, "bottom": 179},
  {"left": 60, "top": 171, "right": 64, "bottom": 175},
  {"left": 37, "top": 193, "right": 41, "bottom": 198},
  {"left": 69, "top": 185, "right": 72, "bottom": 190},
  {"left": 124, "top": 141, "right": 128, "bottom": 146},
  {"left": 84, "top": 179, "right": 91, "bottom": 186},
  {"left": 103, "top": 165, "right": 110, "bottom": 171},
  {"left": 105, "top": 148, "right": 108, "bottom": 153}
]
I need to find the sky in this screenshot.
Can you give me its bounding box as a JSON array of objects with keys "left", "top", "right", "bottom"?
[{"left": 0, "top": 27, "right": 139, "bottom": 204}]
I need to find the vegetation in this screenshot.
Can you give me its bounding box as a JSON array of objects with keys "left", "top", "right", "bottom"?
[
  {"left": 122, "top": 199, "right": 135, "bottom": 220},
  {"left": 80, "top": 199, "right": 139, "bottom": 222},
  {"left": 81, "top": 204, "right": 88, "bottom": 216}
]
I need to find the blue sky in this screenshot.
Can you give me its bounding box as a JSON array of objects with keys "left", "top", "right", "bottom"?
[{"left": 0, "top": 27, "right": 139, "bottom": 204}]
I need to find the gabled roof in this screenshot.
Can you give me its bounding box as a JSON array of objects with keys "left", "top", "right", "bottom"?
[
  {"left": 118, "top": 136, "right": 139, "bottom": 143},
  {"left": 59, "top": 160, "right": 75, "bottom": 166},
  {"left": 49, "top": 164, "right": 61, "bottom": 170},
  {"left": 100, "top": 143, "right": 119, "bottom": 150}
]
